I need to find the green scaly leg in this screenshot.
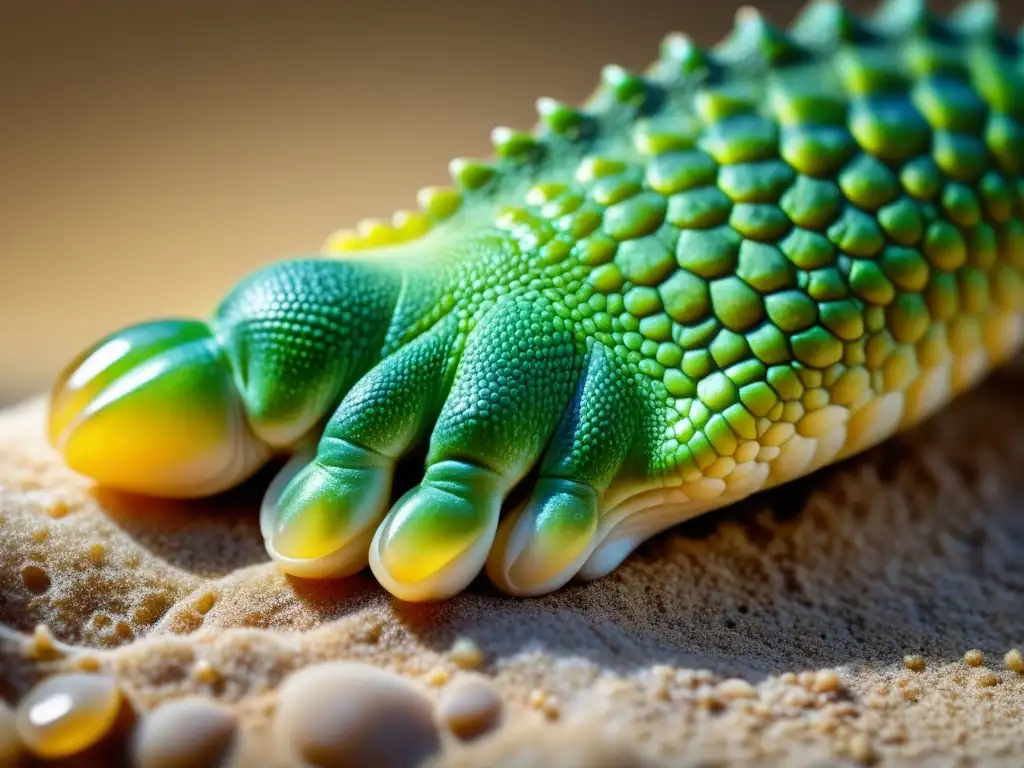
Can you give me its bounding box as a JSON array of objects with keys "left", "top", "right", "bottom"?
[
  {"left": 486, "top": 343, "right": 643, "bottom": 596},
  {"left": 368, "top": 299, "right": 584, "bottom": 602},
  {"left": 261, "top": 317, "right": 457, "bottom": 579},
  {"left": 48, "top": 258, "right": 402, "bottom": 498}
]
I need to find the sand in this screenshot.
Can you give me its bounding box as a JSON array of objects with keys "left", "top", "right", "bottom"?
[{"left": 1, "top": 358, "right": 1023, "bottom": 767}]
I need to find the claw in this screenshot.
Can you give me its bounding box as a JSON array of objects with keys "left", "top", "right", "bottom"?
[
  {"left": 487, "top": 478, "right": 599, "bottom": 596},
  {"left": 263, "top": 439, "right": 394, "bottom": 579},
  {"left": 369, "top": 461, "right": 504, "bottom": 602},
  {"left": 47, "top": 319, "right": 270, "bottom": 497}
]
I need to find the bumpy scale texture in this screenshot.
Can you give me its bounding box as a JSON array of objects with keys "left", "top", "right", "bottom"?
[{"left": 47, "top": 0, "right": 1024, "bottom": 601}]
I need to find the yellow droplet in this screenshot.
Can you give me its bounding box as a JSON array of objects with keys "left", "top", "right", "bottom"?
[{"left": 15, "top": 673, "right": 122, "bottom": 759}]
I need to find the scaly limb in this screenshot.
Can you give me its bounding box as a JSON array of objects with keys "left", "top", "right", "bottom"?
[
  {"left": 486, "top": 343, "right": 644, "bottom": 596},
  {"left": 369, "top": 298, "right": 584, "bottom": 602},
  {"left": 261, "top": 317, "right": 459, "bottom": 579},
  {"left": 47, "top": 258, "right": 403, "bottom": 497}
]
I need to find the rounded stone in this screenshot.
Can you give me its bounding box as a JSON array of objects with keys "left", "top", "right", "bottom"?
[
  {"left": 436, "top": 675, "right": 504, "bottom": 742},
  {"left": 131, "top": 697, "right": 238, "bottom": 768},
  {"left": 15, "top": 673, "right": 123, "bottom": 760},
  {"left": 274, "top": 661, "right": 440, "bottom": 768}
]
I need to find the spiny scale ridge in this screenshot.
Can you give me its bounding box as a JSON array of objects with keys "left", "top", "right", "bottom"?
[{"left": 323, "top": 0, "right": 1021, "bottom": 254}]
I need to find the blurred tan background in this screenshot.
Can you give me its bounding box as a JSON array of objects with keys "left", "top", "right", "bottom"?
[{"left": 1, "top": 0, "right": 1017, "bottom": 406}]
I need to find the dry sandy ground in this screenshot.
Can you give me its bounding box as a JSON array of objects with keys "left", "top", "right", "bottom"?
[{"left": 1, "top": 360, "right": 1023, "bottom": 766}]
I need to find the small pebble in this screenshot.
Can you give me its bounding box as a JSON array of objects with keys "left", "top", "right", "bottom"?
[
  {"left": 15, "top": 673, "right": 122, "bottom": 759},
  {"left": 901, "top": 684, "right": 921, "bottom": 702},
  {"left": 47, "top": 499, "right": 69, "bottom": 519},
  {"left": 448, "top": 637, "right": 485, "bottom": 670},
  {"left": 87, "top": 544, "right": 106, "bottom": 566},
  {"left": 848, "top": 733, "right": 877, "bottom": 765},
  {"left": 275, "top": 661, "right": 440, "bottom": 768},
  {"left": 131, "top": 697, "right": 238, "bottom": 768},
  {"left": 977, "top": 671, "right": 1000, "bottom": 688},
  {"left": 424, "top": 666, "right": 451, "bottom": 687},
  {"left": 715, "top": 678, "right": 758, "bottom": 700},
  {"left": 810, "top": 669, "right": 841, "bottom": 694},
  {"left": 903, "top": 655, "right": 925, "bottom": 672},
  {"left": 964, "top": 649, "right": 984, "bottom": 667},
  {"left": 192, "top": 660, "right": 221, "bottom": 686},
  {"left": 74, "top": 655, "right": 101, "bottom": 673},
  {"left": 436, "top": 675, "right": 504, "bottom": 741},
  {"left": 24, "top": 624, "right": 63, "bottom": 661},
  {"left": 527, "top": 689, "right": 561, "bottom": 719},
  {"left": 1005, "top": 649, "right": 1024, "bottom": 674},
  {"left": 20, "top": 564, "right": 50, "bottom": 593},
  {"left": 0, "top": 701, "right": 24, "bottom": 766}
]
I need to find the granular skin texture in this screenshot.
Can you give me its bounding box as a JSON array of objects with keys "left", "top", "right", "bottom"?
[{"left": 1, "top": 353, "right": 1022, "bottom": 767}]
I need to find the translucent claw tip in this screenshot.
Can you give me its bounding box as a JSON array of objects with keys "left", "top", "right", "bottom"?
[
  {"left": 486, "top": 479, "right": 599, "bottom": 597},
  {"left": 48, "top": 319, "right": 269, "bottom": 498},
  {"left": 368, "top": 462, "right": 503, "bottom": 602},
  {"left": 261, "top": 444, "right": 394, "bottom": 580}
]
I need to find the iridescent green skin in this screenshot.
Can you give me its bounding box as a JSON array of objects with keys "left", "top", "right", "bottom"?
[{"left": 48, "top": 0, "right": 1024, "bottom": 601}]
